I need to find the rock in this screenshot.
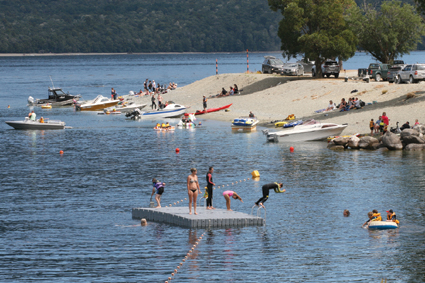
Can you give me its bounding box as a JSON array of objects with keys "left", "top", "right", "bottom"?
[
  {"left": 400, "top": 129, "right": 425, "bottom": 145},
  {"left": 333, "top": 137, "right": 349, "bottom": 145},
  {"left": 413, "top": 124, "right": 425, "bottom": 134},
  {"left": 358, "top": 136, "right": 379, "bottom": 149},
  {"left": 327, "top": 144, "right": 345, "bottom": 150},
  {"left": 382, "top": 131, "right": 403, "bottom": 150},
  {"left": 347, "top": 136, "right": 360, "bottom": 149},
  {"left": 404, "top": 144, "right": 425, "bottom": 151}
]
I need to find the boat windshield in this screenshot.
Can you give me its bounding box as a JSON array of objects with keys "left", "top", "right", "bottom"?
[{"left": 301, "top": 119, "right": 319, "bottom": 126}]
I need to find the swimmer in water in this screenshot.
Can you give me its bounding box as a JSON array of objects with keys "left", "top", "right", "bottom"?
[{"left": 222, "top": 190, "right": 243, "bottom": 211}]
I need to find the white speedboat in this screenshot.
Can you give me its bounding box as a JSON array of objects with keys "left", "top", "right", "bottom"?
[
  {"left": 141, "top": 104, "right": 186, "bottom": 118},
  {"left": 76, "top": 95, "right": 119, "bottom": 111},
  {"left": 104, "top": 101, "right": 147, "bottom": 113},
  {"left": 5, "top": 117, "right": 66, "bottom": 130},
  {"left": 265, "top": 119, "right": 347, "bottom": 142},
  {"left": 368, "top": 221, "right": 398, "bottom": 230},
  {"left": 231, "top": 117, "right": 259, "bottom": 131}
]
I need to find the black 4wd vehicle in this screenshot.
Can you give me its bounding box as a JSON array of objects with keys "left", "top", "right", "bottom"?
[{"left": 312, "top": 60, "right": 340, "bottom": 78}]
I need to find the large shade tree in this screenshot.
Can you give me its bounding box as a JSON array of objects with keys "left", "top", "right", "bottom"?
[
  {"left": 268, "top": 0, "right": 358, "bottom": 77},
  {"left": 348, "top": 0, "right": 425, "bottom": 63}
]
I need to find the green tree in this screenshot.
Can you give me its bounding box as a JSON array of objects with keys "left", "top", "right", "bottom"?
[
  {"left": 348, "top": 0, "right": 425, "bottom": 63},
  {"left": 414, "top": 0, "right": 425, "bottom": 19},
  {"left": 268, "top": 0, "right": 358, "bottom": 77}
]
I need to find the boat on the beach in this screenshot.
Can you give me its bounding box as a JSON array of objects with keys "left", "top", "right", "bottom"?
[
  {"left": 141, "top": 104, "right": 186, "bottom": 118},
  {"left": 184, "top": 103, "right": 232, "bottom": 116},
  {"left": 104, "top": 101, "right": 147, "bottom": 113},
  {"left": 76, "top": 95, "right": 120, "bottom": 111},
  {"left": 368, "top": 221, "right": 398, "bottom": 230},
  {"left": 231, "top": 117, "right": 259, "bottom": 131},
  {"left": 28, "top": 87, "right": 81, "bottom": 107},
  {"left": 5, "top": 117, "right": 66, "bottom": 130},
  {"left": 265, "top": 119, "right": 347, "bottom": 142}
]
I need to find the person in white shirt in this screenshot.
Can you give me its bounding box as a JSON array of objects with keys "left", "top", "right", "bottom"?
[{"left": 326, "top": 100, "right": 336, "bottom": 111}]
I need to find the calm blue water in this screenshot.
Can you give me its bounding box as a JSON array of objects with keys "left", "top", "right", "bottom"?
[{"left": 1, "top": 53, "right": 425, "bottom": 282}]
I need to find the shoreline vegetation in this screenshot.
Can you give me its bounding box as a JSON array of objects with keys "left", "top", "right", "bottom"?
[{"left": 126, "top": 72, "right": 425, "bottom": 136}]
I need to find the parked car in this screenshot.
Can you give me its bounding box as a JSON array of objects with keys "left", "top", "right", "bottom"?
[
  {"left": 281, "top": 63, "right": 304, "bottom": 76},
  {"left": 296, "top": 58, "right": 315, "bottom": 73},
  {"left": 393, "top": 60, "right": 405, "bottom": 65},
  {"left": 396, "top": 64, "right": 425, "bottom": 84},
  {"left": 387, "top": 64, "right": 406, "bottom": 83},
  {"left": 262, "top": 56, "right": 285, "bottom": 74},
  {"left": 312, "top": 60, "right": 340, "bottom": 78},
  {"left": 368, "top": 63, "right": 390, "bottom": 82}
]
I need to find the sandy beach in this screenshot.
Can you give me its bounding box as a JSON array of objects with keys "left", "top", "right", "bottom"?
[{"left": 130, "top": 71, "right": 425, "bottom": 135}]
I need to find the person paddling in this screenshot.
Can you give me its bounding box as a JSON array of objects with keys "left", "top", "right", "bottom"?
[{"left": 255, "top": 182, "right": 285, "bottom": 208}]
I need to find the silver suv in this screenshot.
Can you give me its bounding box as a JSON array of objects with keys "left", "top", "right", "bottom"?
[
  {"left": 396, "top": 64, "right": 425, "bottom": 84},
  {"left": 387, "top": 65, "right": 406, "bottom": 83},
  {"left": 312, "top": 60, "right": 340, "bottom": 78},
  {"left": 262, "top": 56, "right": 285, "bottom": 74}
]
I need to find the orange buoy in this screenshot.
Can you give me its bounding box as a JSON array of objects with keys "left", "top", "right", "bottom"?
[
  {"left": 59, "top": 150, "right": 64, "bottom": 154},
  {"left": 290, "top": 147, "right": 294, "bottom": 152},
  {"left": 176, "top": 148, "right": 180, "bottom": 153}
]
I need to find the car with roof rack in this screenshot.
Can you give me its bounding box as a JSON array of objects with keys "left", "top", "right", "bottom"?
[{"left": 262, "top": 56, "right": 285, "bottom": 74}]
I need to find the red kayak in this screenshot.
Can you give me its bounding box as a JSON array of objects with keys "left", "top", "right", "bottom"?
[{"left": 184, "top": 103, "right": 233, "bottom": 116}]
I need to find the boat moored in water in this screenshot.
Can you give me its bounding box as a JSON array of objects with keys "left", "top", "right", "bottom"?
[
  {"left": 231, "top": 117, "right": 259, "bottom": 131},
  {"left": 28, "top": 87, "right": 81, "bottom": 107},
  {"left": 265, "top": 119, "right": 347, "bottom": 142},
  {"left": 76, "top": 95, "right": 120, "bottom": 111},
  {"left": 184, "top": 103, "right": 232, "bottom": 116},
  {"left": 141, "top": 104, "right": 186, "bottom": 118},
  {"left": 5, "top": 117, "right": 66, "bottom": 130},
  {"left": 104, "top": 101, "right": 147, "bottom": 113}
]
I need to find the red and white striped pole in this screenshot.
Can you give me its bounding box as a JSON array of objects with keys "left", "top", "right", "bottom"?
[
  {"left": 216, "top": 59, "right": 218, "bottom": 75},
  {"left": 246, "top": 49, "right": 249, "bottom": 73}
]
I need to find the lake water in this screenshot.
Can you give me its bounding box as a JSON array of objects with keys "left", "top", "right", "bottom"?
[{"left": 1, "top": 53, "right": 425, "bottom": 282}]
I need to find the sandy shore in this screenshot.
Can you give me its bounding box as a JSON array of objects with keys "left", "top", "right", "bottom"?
[{"left": 129, "top": 71, "right": 425, "bottom": 135}]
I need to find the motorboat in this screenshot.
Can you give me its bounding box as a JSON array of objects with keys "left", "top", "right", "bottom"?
[
  {"left": 177, "top": 120, "right": 197, "bottom": 129},
  {"left": 141, "top": 104, "right": 186, "bottom": 118},
  {"left": 104, "top": 101, "right": 147, "bottom": 113},
  {"left": 75, "top": 95, "right": 120, "bottom": 111},
  {"left": 265, "top": 119, "right": 347, "bottom": 142},
  {"left": 28, "top": 87, "right": 81, "bottom": 107},
  {"left": 368, "top": 221, "right": 398, "bottom": 230},
  {"left": 5, "top": 117, "right": 66, "bottom": 130},
  {"left": 231, "top": 117, "right": 259, "bottom": 131}
]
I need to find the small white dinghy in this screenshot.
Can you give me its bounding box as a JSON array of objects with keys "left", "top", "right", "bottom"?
[{"left": 368, "top": 221, "right": 398, "bottom": 230}]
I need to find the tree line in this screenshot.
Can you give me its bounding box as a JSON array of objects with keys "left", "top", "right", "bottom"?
[{"left": 0, "top": 0, "right": 282, "bottom": 53}]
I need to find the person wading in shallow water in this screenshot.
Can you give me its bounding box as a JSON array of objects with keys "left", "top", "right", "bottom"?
[{"left": 187, "top": 168, "right": 201, "bottom": 215}]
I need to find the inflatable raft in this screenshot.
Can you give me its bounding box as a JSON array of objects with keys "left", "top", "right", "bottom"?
[
  {"left": 154, "top": 126, "right": 175, "bottom": 131},
  {"left": 368, "top": 221, "right": 398, "bottom": 230}
]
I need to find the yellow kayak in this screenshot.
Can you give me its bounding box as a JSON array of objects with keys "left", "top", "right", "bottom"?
[{"left": 275, "top": 121, "right": 288, "bottom": 127}]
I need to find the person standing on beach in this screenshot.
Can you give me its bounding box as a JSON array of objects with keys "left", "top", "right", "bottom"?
[
  {"left": 144, "top": 79, "right": 148, "bottom": 91},
  {"left": 187, "top": 168, "right": 201, "bottom": 215},
  {"left": 152, "top": 80, "right": 156, "bottom": 92},
  {"left": 151, "top": 94, "right": 157, "bottom": 109},
  {"left": 369, "top": 119, "right": 374, "bottom": 135},
  {"left": 382, "top": 112, "right": 390, "bottom": 127},
  {"left": 206, "top": 167, "right": 215, "bottom": 209},
  {"left": 255, "top": 182, "right": 285, "bottom": 208},
  {"left": 158, "top": 93, "right": 163, "bottom": 109},
  {"left": 203, "top": 96, "right": 207, "bottom": 111}
]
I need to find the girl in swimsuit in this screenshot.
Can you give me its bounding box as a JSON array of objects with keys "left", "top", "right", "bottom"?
[
  {"left": 222, "top": 190, "right": 243, "bottom": 211},
  {"left": 187, "top": 168, "right": 200, "bottom": 215}
]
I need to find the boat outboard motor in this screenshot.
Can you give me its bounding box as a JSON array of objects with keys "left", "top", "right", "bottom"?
[
  {"left": 28, "top": 96, "right": 35, "bottom": 105},
  {"left": 262, "top": 129, "right": 269, "bottom": 135}
]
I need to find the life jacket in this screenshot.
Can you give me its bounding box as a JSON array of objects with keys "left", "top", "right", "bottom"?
[
  {"left": 372, "top": 213, "right": 382, "bottom": 221},
  {"left": 387, "top": 212, "right": 399, "bottom": 224},
  {"left": 273, "top": 182, "right": 284, "bottom": 193},
  {"left": 161, "top": 123, "right": 166, "bottom": 128},
  {"left": 156, "top": 123, "right": 160, "bottom": 127},
  {"left": 165, "top": 123, "right": 170, "bottom": 127},
  {"left": 380, "top": 121, "right": 384, "bottom": 126}
]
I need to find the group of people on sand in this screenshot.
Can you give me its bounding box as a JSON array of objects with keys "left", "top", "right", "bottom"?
[
  {"left": 362, "top": 209, "right": 399, "bottom": 228},
  {"left": 217, "top": 84, "right": 239, "bottom": 97},
  {"left": 150, "top": 166, "right": 287, "bottom": 215},
  {"left": 333, "top": 97, "right": 364, "bottom": 112}
]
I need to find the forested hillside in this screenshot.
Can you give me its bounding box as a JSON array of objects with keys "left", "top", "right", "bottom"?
[{"left": 0, "top": 0, "right": 282, "bottom": 53}]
